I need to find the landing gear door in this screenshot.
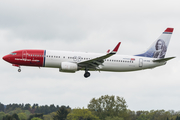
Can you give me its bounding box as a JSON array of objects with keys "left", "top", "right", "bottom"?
[{"left": 139, "top": 58, "right": 143, "bottom": 67}]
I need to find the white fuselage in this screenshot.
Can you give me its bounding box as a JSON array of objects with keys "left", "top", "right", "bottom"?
[{"left": 44, "top": 50, "right": 165, "bottom": 72}]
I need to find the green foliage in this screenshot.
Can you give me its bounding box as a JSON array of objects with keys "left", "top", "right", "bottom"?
[
  {"left": 28, "top": 113, "right": 43, "bottom": 120},
  {"left": 24, "top": 104, "right": 31, "bottom": 110},
  {"left": 0, "top": 112, "right": 6, "bottom": 120},
  {"left": 0, "top": 103, "right": 4, "bottom": 112},
  {"left": 44, "top": 114, "right": 53, "bottom": 120},
  {"left": 12, "top": 113, "right": 20, "bottom": 120},
  {"left": 53, "top": 106, "right": 70, "bottom": 120},
  {"left": 126, "top": 109, "right": 136, "bottom": 120},
  {"left": 44, "top": 112, "right": 56, "bottom": 120},
  {"left": 176, "top": 116, "right": 180, "bottom": 120},
  {"left": 2, "top": 98, "right": 180, "bottom": 120},
  {"left": 31, "top": 117, "right": 43, "bottom": 120},
  {"left": 18, "top": 112, "right": 27, "bottom": 120},
  {"left": 127, "top": 110, "right": 176, "bottom": 120},
  {"left": 5, "top": 104, "right": 25, "bottom": 113},
  {"left": 24, "top": 110, "right": 31, "bottom": 118},
  {"left": 88, "top": 95, "right": 128, "bottom": 119},
  {"left": 9, "top": 108, "right": 23, "bottom": 115},
  {"left": 136, "top": 114, "right": 149, "bottom": 120},
  {"left": 3, "top": 113, "right": 20, "bottom": 120},
  {"left": 2, "top": 114, "right": 12, "bottom": 120},
  {"left": 2, "top": 103, "right": 59, "bottom": 115},
  {"left": 35, "top": 104, "right": 59, "bottom": 114},
  {"left": 66, "top": 108, "right": 100, "bottom": 120},
  {"left": 105, "top": 116, "right": 124, "bottom": 120}
]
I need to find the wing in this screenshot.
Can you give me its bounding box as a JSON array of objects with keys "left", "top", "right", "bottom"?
[{"left": 78, "top": 42, "right": 121, "bottom": 69}]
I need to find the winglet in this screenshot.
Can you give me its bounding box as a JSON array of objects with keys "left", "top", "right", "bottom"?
[
  {"left": 111, "top": 42, "right": 121, "bottom": 54},
  {"left": 107, "top": 49, "right": 110, "bottom": 54}
]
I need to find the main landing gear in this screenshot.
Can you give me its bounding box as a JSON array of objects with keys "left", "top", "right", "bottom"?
[
  {"left": 84, "top": 68, "right": 90, "bottom": 78},
  {"left": 84, "top": 71, "right": 90, "bottom": 78}
]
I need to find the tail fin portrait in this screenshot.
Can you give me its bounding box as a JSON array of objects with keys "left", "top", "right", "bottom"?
[{"left": 136, "top": 28, "right": 174, "bottom": 58}]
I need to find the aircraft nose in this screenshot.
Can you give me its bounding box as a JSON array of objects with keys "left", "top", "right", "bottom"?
[{"left": 2, "top": 55, "right": 9, "bottom": 62}]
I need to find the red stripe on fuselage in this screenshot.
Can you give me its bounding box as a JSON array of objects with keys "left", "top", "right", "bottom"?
[{"left": 6, "top": 50, "right": 45, "bottom": 67}]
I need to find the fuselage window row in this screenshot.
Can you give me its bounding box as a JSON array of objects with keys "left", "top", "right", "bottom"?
[{"left": 28, "top": 54, "right": 134, "bottom": 64}]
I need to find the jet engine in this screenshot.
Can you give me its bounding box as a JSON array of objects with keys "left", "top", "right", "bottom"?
[{"left": 59, "top": 62, "right": 78, "bottom": 73}]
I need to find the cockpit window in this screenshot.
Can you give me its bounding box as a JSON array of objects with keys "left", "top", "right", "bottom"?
[{"left": 10, "top": 53, "right": 17, "bottom": 55}]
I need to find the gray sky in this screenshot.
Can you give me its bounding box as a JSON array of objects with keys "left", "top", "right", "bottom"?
[{"left": 1, "top": 0, "right": 180, "bottom": 111}]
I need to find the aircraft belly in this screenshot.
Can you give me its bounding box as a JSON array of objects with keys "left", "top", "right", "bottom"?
[{"left": 101, "top": 63, "right": 139, "bottom": 72}]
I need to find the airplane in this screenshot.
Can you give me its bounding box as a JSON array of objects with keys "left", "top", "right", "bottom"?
[{"left": 2, "top": 28, "right": 175, "bottom": 78}]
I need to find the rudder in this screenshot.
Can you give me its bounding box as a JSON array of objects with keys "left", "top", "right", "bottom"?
[{"left": 136, "top": 28, "right": 174, "bottom": 58}]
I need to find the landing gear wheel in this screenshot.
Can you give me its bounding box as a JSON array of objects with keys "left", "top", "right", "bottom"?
[
  {"left": 84, "top": 72, "right": 90, "bottom": 78},
  {"left": 18, "top": 69, "right": 21, "bottom": 72}
]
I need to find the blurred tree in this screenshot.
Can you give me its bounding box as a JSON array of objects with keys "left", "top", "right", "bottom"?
[
  {"left": 136, "top": 114, "right": 149, "bottom": 120},
  {"left": 0, "top": 103, "right": 4, "bottom": 112},
  {"left": 88, "top": 95, "right": 128, "bottom": 119},
  {"left": 3, "top": 113, "right": 20, "bottom": 120},
  {"left": 28, "top": 113, "right": 43, "bottom": 120},
  {"left": 126, "top": 110, "right": 136, "bottom": 120},
  {"left": 176, "top": 116, "right": 180, "bottom": 120},
  {"left": 44, "top": 114, "right": 52, "bottom": 120},
  {"left": 0, "top": 112, "right": 6, "bottom": 120},
  {"left": 44, "top": 112, "right": 56, "bottom": 120},
  {"left": 12, "top": 113, "right": 20, "bottom": 120},
  {"left": 53, "top": 106, "right": 70, "bottom": 120},
  {"left": 18, "top": 112, "right": 27, "bottom": 120},
  {"left": 24, "top": 110, "right": 31, "bottom": 118},
  {"left": 24, "top": 104, "right": 31, "bottom": 110},
  {"left": 31, "top": 117, "right": 43, "bottom": 120},
  {"left": 9, "top": 108, "right": 23, "bottom": 115},
  {"left": 105, "top": 116, "right": 124, "bottom": 120},
  {"left": 66, "top": 108, "right": 100, "bottom": 120},
  {"left": 2, "top": 115, "right": 12, "bottom": 120}
]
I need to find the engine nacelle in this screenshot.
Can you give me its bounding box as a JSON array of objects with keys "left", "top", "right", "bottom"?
[{"left": 59, "top": 62, "right": 78, "bottom": 73}]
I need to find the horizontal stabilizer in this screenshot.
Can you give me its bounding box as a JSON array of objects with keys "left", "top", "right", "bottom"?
[{"left": 153, "top": 57, "right": 175, "bottom": 62}]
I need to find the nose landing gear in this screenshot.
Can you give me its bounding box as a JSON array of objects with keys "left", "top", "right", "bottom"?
[
  {"left": 18, "top": 68, "right": 21, "bottom": 72},
  {"left": 12, "top": 64, "right": 21, "bottom": 72},
  {"left": 18, "top": 67, "right": 21, "bottom": 72}
]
